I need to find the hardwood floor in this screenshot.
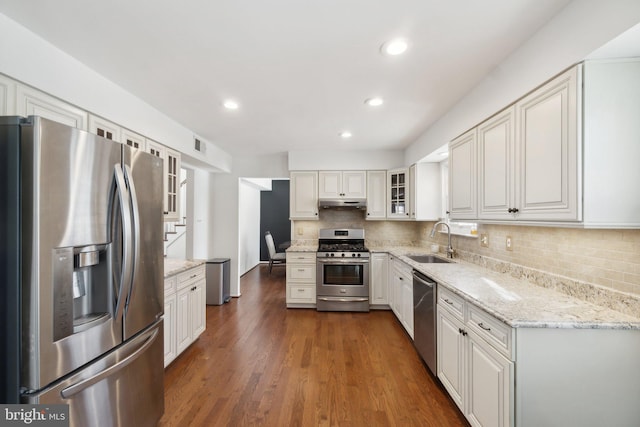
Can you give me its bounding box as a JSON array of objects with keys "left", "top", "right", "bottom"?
[{"left": 159, "top": 264, "right": 469, "bottom": 427}]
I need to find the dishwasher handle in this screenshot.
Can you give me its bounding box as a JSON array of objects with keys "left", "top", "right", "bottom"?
[{"left": 412, "top": 270, "right": 436, "bottom": 287}]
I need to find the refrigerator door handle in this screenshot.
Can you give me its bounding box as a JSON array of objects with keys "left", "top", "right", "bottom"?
[
  {"left": 123, "top": 164, "right": 141, "bottom": 303},
  {"left": 113, "top": 164, "right": 134, "bottom": 322},
  {"left": 60, "top": 326, "right": 160, "bottom": 399}
]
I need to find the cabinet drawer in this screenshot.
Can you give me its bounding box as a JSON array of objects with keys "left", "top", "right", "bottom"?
[
  {"left": 287, "top": 252, "right": 316, "bottom": 263},
  {"left": 467, "top": 303, "right": 513, "bottom": 359},
  {"left": 287, "top": 285, "right": 316, "bottom": 303},
  {"left": 177, "top": 265, "right": 205, "bottom": 289},
  {"left": 164, "top": 275, "right": 177, "bottom": 294},
  {"left": 286, "top": 264, "right": 315, "bottom": 282},
  {"left": 438, "top": 286, "right": 465, "bottom": 320}
]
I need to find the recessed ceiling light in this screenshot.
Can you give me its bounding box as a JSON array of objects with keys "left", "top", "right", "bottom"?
[
  {"left": 223, "top": 100, "right": 239, "bottom": 110},
  {"left": 339, "top": 131, "right": 352, "bottom": 139},
  {"left": 380, "top": 38, "right": 408, "bottom": 56},
  {"left": 365, "top": 97, "right": 384, "bottom": 107},
  {"left": 439, "top": 151, "right": 449, "bottom": 157}
]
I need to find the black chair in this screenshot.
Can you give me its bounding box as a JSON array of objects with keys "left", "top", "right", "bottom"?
[{"left": 265, "top": 231, "right": 286, "bottom": 274}]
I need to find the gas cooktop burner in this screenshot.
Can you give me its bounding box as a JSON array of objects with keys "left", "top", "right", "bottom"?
[
  {"left": 317, "top": 228, "right": 369, "bottom": 259},
  {"left": 317, "top": 242, "right": 368, "bottom": 252}
]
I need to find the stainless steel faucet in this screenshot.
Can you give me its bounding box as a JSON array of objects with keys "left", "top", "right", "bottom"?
[{"left": 429, "top": 221, "right": 455, "bottom": 258}]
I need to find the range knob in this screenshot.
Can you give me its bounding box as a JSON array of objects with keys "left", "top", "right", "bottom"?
[
  {"left": 357, "top": 253, "right": 361, "bottom": 257},
  {"left": 341, "top": 253, "right": 345, "bottom": 257},
  {"left": 352, "top": 253, "right": 356, "bottom": 257},
  {"left": 330, "top": 253, "right": 335, "bottom": 257},
  {"left": 325, "top": 253, "right": 330, "bottom": 257}
]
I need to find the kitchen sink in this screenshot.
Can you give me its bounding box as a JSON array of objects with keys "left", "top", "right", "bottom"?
[{"left": 406, "top": 254, "right": 452, "bottom": 264}]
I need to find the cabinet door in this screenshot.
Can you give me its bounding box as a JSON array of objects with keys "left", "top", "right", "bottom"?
[
  {"left": 437, "top": 308, "right": 465, "bottom": 411},
  {"left": 318, "top": 171, "right": 342, "bottom": 198},
  {"left": 478, "top": 108, "right": 515, "bottom": 220},
  {"left": 88, "top": 114, "right": 121, "bottom": 142},
  {"left": 515, "top": 66, "right": 580, "bottom": 221},
  {"left": 165, "top": 148, "right": 181, "bottom": 221},
  {"left": 411, "top": 163, "right": 442, "bottom": 221},
  {"left": 370, "top": 253, "right": 389, "bottom": 305},
  {"left": 122, "top": 128, "right": 146, "bottom": 150},
  {"left": 466, "top": 330, "right": 514, "bottom": 427},
  {"left": 290, "top": 171, "right": 319, "bottom": 219},
  {"left": 387, "top": 169, "right": 410, "bottom": 219},
  {"left": 163, "top": 292, "right": 177, "bottom": 367},
  {"left": 190, "top": 282, "right": 206, "bottom": 339},
  {"left": 401, "top": 275, "right": 414, "bottom": 339},
  {"left": 175, "top": 287, "right": 192, "bottom": 354},
  {"left": 366, "top": 170, "right": 386, "bottom": 219},
  {"left": 341, "top": 171, "right": 366, "bottom": 198},
  {"left": 16, "top": 85, "right": 88, "bottom": 130},
  {"left": 449, "top": 129, "right": 477, "bottom": 219},
  {"left": 0, "top": 74, "right": 16, "bottom": 115}
]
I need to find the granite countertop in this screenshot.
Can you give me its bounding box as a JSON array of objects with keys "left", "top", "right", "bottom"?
[
  {"left": 164, "top": 258, "right": 206, "bottom": 278},
  {"left": 371, "top": 246, "right": 640, "bottom": 330},
  {"left": 286, "top": 243, "right": 318, "bottom": 252}
]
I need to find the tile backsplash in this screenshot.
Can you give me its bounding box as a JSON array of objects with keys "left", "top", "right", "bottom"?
[{"left": 293, "top": 209, "right": 640, "bottom": 297}]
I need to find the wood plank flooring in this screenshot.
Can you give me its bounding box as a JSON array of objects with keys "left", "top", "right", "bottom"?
[{"left": 159, "top": 264, "right": 468, "bottom": 427}]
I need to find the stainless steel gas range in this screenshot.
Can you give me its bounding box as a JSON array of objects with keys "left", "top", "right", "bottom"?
[{"left": 316, "top": 228, "right": 370, "bottom": 312}]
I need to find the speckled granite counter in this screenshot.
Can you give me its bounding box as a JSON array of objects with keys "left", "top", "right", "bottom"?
[
  {"left": 370, "top": 246, "right": 640, "bottom": 330},
  {"left": 164, "top": 258, "right": 206, "bottom": 278},
  {"left": 286, "top": 243, "right": 318, "bottom": 252}
]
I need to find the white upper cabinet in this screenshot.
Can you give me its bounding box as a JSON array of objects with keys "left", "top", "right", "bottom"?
[
  {"left": 290, "top": 171, "right": 319, "bottom": 220},
  {"left": 16, "top": 85, "right": 87, "bottom": 130},
  {"left": 366, "top": 170, "right": 387, "bottom": 220},
  {"left": 410, "top": 163, "right": 441, "bottom": 221},
  {"left": 318, "top": 171, "right": 366, "bottom": 199},
  {"left": 451, "top": 61, "right": 640, "bottom": 227},
  {"left": 147, "top": 139, "right": 181, "bottom": 221},
  {"left": 0, "top": 74, "right": 16, "bottom": 115},
  {"left": 122, "top": 128, "right": 147, "bottom": 151},
  {"left": 582, "top": 58, "right": 640, "bottom": 228},
  {"left": 514, "top": 65, "right": 580, "bottom": 221},
  {"left": 387, "top": 168, "right": 410, "bottom": 219},
  {"left": 88, "top": 114, "right": 122, "bottom": 142},
  {"left": 449, "top": 129, "right": 477, "bottom": 220},
  {"left": 478, "top": 107, "right": 516, "bottom": 220},
  {"left": 164, "top": 147, "right": 181, "bottom": 222}
]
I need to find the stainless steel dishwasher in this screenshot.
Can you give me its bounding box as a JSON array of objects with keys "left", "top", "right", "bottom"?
[{"left": 413, "top": 270, "right": 437, "bottom": 375}]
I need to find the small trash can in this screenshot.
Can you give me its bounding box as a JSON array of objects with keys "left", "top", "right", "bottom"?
[{"left": 205, "top": 258, "right": 230, "bottom": 305}]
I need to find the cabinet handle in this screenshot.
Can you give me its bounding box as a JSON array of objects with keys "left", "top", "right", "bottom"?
[
  {"left": 444, "top": 298, "right": 454, "bottom": 305},
  {"left": 190, "top": 274, "right": 197, "bottom": 279},
  {"left": 477, "top": 322, "right": 491, "bottom": 331},
  {"left": 297, "top": 289, "right": 305, "bottom": 292},
  {"left": 458, "top": 328, "right": 467, "bottom": 336},
  {"left": 399, "top": 277, "right": 403, "bottom": 281},
  {"left": 315, "top": 212, "right": 318, "bottom": 216}
]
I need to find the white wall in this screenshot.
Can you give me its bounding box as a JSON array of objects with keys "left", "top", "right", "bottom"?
[
  {"left": 404, "top": 0, "right": 640, "bottom": 164},
  {"left": 238, "top": 181, "right": 262, "bottom": 275},
  {"left": 289, "top": 149, "right": 404, "bottom": 170},
  {"left": 0, "top": 13, "right": 232, "bottom": 173},
  {"left": 208, "top": 153, "right": 289, "bottom": 297}
]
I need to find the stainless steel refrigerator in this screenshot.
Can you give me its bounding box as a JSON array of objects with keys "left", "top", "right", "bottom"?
[{"left": 0, "top": 116, "right": 165, "bottom": 426}]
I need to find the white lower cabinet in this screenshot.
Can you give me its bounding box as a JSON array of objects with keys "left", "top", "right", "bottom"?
[
  {"left": 165, "top": 264, "right": 206, "bottom": 367},
  {"left": 389, "top": 256, "right": 413, "bottom": 339},
  {"left": 369, "top": 253, "right": 389, "bottom": 307},
  {"left": 437, "top": 286, "right": 513, "bottom": 427},
  {"left": 286, "top": 252, "right": 316, "bottom": 307}
]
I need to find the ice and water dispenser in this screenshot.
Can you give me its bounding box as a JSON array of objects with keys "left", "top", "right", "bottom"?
[{"left": 53, "top": 244, "right": 111, "bottom": 341}]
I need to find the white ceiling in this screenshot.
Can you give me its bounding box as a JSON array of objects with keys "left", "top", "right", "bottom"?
[{"left": 0, "top": 0, "right": 579, "bottom": 157}]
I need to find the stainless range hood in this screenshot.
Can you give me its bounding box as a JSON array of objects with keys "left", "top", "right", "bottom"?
[{"left": 318, "top": 198, "right": 367, "bottom": 209}]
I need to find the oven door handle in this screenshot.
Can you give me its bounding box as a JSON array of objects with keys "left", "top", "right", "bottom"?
[
  {"left": 316, "top": 258, "right": 369, "bottom": 264},
  {"left": 317, "top": 297, "right": 369, "bottom": 302}
]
